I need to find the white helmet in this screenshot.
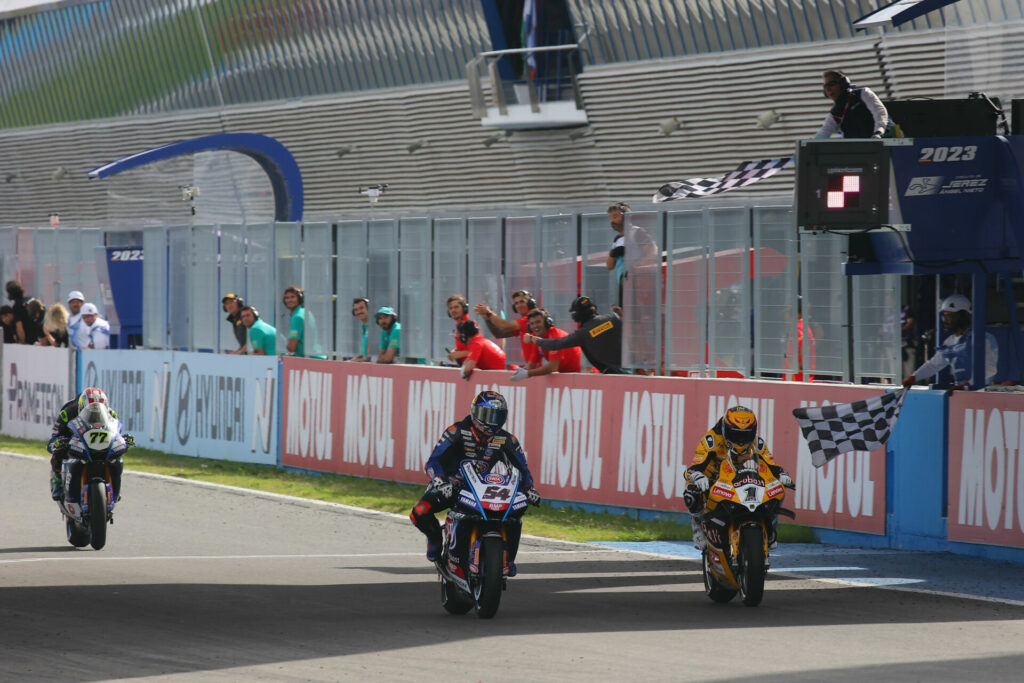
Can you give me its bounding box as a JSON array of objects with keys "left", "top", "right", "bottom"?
[{"left": 940, "top": 294, "right": 971, "bottom": 315}]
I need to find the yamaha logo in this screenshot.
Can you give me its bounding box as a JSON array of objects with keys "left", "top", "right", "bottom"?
[{"left": 175, "top": 363, "right": 191, "bottom": 445}]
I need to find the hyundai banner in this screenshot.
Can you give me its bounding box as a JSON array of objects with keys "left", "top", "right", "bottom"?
[
  {"left": 80, "top": 350, "right": 279, "bottom": 464},
  {"left": 1, "top": 345, "right": 75, "bottom": 440},
  {"left": 280, "top": 360, "right": 887, "bottom": 534}
]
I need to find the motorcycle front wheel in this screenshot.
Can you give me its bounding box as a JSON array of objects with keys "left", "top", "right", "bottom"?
[
  {"left": 88, "top": 481, "right": 108, "bottom": 550},
  {"left": 738, "top": 525, "right": 766, "bottom": 607},
  {"left": 472, "top": 536, "right": 503, "bottom": 619},
  {"left": 702, "top": 549, "right": 737, "bottom": 603}
]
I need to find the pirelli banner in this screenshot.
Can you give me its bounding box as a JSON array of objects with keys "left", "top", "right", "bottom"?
[
  {"left": 280, "top": 359, "right": 887, "bottom": 534},
  {"left": 79, "top": 350, "right": 279, "bottom": 465},
  {"left": 1, "top": 344, "right": 75, "bottom": 440},
  {"left": 948, "top": 391, "right": 1024, "bottom": 548}
]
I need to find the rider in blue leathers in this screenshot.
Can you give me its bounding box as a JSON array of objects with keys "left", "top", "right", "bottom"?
[{"left": 409, "top": 391, "right": 540, "bottom": 564}]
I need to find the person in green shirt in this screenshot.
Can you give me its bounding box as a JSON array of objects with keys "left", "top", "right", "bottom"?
[
  {"left": 376, "top": 306, "right": 401, "bottom": 363},
  {"left": 241, "top": 306, "right": 276, "bottom": 355}
]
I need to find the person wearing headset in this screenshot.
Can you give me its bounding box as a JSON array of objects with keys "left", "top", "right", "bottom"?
[
  {"left": 457, "top": 319, "right": 505, "bottom": 381},
  {"left": 283, "top": 285, "right": 311, "bottom": 357},
  {"left": 473, "top": 289, "right": 541, "bottom": 365},
  {"left": 814, "top": 69, "right": 891, "bottom": 140},
  {"left": 375, "top": 306, "right": 401, "bottom": 364},
  {"left": 524, "top": 295, "right": 624, "bottom": 374},
  {"left": 903, "top": 294, "right": 998, "bottom": 389},
  {"left": 240, "top": 305, "right": 276, "bottom": 356},
  {"left": 445, "top": 294, "right": 471, "bottom": 365},
  {"left": 222, "top": 293, "right": 248, "bottom": 354},
  {"left": 510, "top": 308, "right": 581, "bottom": 380},
  {"left": 606, "top": 201, "right": 630, "bottom": 307},
  {"left": 350, "top": 297, "right": 372, "bottom": 362}
]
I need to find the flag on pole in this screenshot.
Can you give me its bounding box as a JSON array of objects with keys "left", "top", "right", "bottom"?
[
  {"left": 521, "top": 0, "right": 538, "bottom": 79},
  {"left": 653, "top": 157, "right": 794, "bottom": 202},
  {"left": 792, "top": 389, "right": 908, "bottom": 468}
]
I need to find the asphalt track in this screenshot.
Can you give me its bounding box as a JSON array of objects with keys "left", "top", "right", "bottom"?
[{"left": 3, "top": 452, "right": 1024, "bottom": 682}]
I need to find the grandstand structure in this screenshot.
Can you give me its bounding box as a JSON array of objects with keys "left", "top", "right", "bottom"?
[{"left": 0, "top": 0, "right": 1022, "bottom": 381}]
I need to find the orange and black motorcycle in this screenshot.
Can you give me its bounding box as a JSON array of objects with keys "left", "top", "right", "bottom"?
[{"left": 699, "top": 453, "right": 795, "bottom": 607}]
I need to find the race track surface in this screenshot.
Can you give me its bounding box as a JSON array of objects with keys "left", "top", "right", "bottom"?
[{"left": 3, "top": 453, "right": 1024, "bottom": 682}]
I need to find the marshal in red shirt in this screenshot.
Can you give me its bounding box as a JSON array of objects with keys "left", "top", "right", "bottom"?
[{"left": 536, "top": 326, "right": 581, "bottom": 373}]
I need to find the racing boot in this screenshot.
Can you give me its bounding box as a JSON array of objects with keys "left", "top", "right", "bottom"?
[
  {"left": 50, "top": 471, "right": 64, "bottom": 501},
  {"left": 426, "top": 535, "right": 442, "bottom": 562},
  {"left": 691, "top": 515, "right": 706, "bottom": 551}
]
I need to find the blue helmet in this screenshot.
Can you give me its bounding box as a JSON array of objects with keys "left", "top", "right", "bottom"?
[{"left": 471, "top": 391, "right": 507, "bottom": 435}]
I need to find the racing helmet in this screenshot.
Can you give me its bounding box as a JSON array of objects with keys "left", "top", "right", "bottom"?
[
  {"left": 722, "top": 406, "right": 757, "bottom": 455},
  {"left": 569, "top": 295, "right": 597, "bottom": 324},
  {"left": 471, "top": 391, "right": 508, "bottom": 435},
  {"left": 78, "top": 387, "right": 108, "bottom": 412}
]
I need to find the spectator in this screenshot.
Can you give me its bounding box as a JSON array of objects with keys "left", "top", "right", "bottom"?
[
  {"left": 222, "top": 293, "right": 248, "bottom": 354},
  {"left": 510, "top": 308, "right": 581, "bottom": 381},
  {"left": 525, "top": 295, "right": 624, "bottom": 374},
  {"left": 0, "top": 305, "right": 16, "bottom": 343},
  {"left": 24, "top": 297, "right": 45, "bottom": 345},
  {"left": 80, "top": 303, "right": 110, "bottom": 350},
  {"left": 5, "top": 280, "right": 28, "bottom": 344},
  {"left": 458, "top": 319, "right": 506, "bottom": 381},
  {"left": 375, "top": 306, "right": 401, "bottom": 364},
  {"left": 474, "top": 289, "right": 540, "bottom": 365},
  {"left": 66, "top": 290, "right": 88, "bottom": 351},
  {"left": 349, "top": 297, "right": 372, "bottom": 362},
  {"left": 37, "top": 303, "right": 69, "bottom": 347},
  {"left": 283, "top": 285, "right": 319, "bottom": 358},
  {"left": 606, "top": 201, "right": 630, "bottom": 307},
  {"left": 814, "top": 69, "right": 891, "bottom": 140},
  {"left": 445, "top": 294, "right": 471, "bottom": 365},
  {"left": 240, "top": 305, "right": 276, "bottom": 356}
]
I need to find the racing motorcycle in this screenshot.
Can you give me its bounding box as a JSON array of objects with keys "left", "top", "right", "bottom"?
[
  {"left": 435, "top": 459, "right": 531, "bottom": 619},
  {"left": 699, "top": 452, "right": 795, "bottom": 607},
  {"left": 56, "top": 402, "right": 129, "bottom": 550}
]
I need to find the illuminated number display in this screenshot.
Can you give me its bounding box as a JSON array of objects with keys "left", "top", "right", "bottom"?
[{"left": 826, "top": 173, "right": 861, "bottom": 209}]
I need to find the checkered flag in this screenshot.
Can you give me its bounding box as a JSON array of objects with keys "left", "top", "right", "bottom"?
[
  {"left": 792, "top": 389, "right": 908, "bottom": 468},
  {"left": 653, "top": 157, "right": 794, "bottom": 202}
]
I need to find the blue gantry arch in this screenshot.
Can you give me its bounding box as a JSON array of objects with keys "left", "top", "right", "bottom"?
[{"left": 87, "top": 133, "right": 303, "bottom": 222}]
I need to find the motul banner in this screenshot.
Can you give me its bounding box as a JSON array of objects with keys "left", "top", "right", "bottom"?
[
  {"left": 1, "top": 344, "right": 75, "bottom": 440},
  {"left": 948, "top": 391, "right": 1024, "bottom": 548},
  {"left": 280, "top": 360, "right": 887, "bottom": 533}
]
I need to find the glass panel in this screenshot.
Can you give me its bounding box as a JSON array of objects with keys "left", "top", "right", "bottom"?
[
  {"left": 367, "top": 217, "right": 399, "bottom": 317},
  {"left": 664, "top": 210, "right": 707, "bottom": 373},
  {"left": 622, "top": 210, "right": 662, "bottom": 371},
  {"left": 853, "top": 274, "right": 901, "bottom": 382},
  {"left": 303, "top": 221, "right": 333, "bottom": 359},
  {"left": 503, "top": 216, "right": 540, "bottom": 367},
  {"left": 33, "top": 227, "right": 58, "bottom": 308},
  {"left": 399, "top": 217, "right": 432, "bottom": 360},
  {"left": 707, "top": 208, "right": 750, "bottom": 375},
  {"left": 540, "top": 213, "right": 577, "bottom": 330},
  {"left": 167, "top": 225, "right": 191, "bottom": 349},
  {"left": 752, "top": 206, "right": 798, "bottom": 377},
  {"left": 467, "top": 216, "right": 503, "bottom": 352},
  {"left": 579, "top": 212, "right": 617, "bottom": 317},
  {"left": 245, "top": 222, "right": 277, "bottom": 336},
  {"left": 336, "top": 219, "right": 368, "bottom": 358},
  {"left": 142, "top": 226, "right": 167, "bottom": 349},
  {"left": 801, "top": 230, "right": 847, "bottom": 380},
  {"left": 219, "top": 224, "right": 247, "bottom": 353},
  {"left": 191, "top": 224, "right": 219, "bottom": 352},
  {"left": 432, "top": 218, "right": 467, "bottom": 360}
]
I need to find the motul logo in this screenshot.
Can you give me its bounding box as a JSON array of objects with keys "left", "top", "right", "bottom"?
[
  {"left": 404, "top": 379, "right": 456, "bottom": 471},
  {"left": 617, "top": 391, "right": 686, "bottom": 499},
  {"left": 286, "top": 369, "right": 333, "bottom": 460},
  {"left": 343, "top": 375, "right": 393, "bottom": 468},
  {"left": 539, "top": 387, "right": 603, "bottom": 490},
  {"left": 794, "top": 400, "right": 875, "bottom": 518},
  {"left": 958, "top": 408, "right": 1024, "bottom": 530}
]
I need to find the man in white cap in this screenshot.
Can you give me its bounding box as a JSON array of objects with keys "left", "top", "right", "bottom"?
[
  {"left": 66, "top": 290, "right": 89, "bottom": 351},
  {"left": 80, "top": 303, "right": 110, "bottom": 350}
]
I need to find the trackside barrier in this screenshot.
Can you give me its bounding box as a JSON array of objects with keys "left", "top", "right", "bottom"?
[
  {"left": 0, "top": 344, "right": 75, "bottom": 440},
  {"left": 78, "top": 350, "right": 279, "bottom": 465}
]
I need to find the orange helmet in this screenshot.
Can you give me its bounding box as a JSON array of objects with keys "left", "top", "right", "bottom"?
[{"left": 723, "top": 406, "right": 757, "bottom": 455}]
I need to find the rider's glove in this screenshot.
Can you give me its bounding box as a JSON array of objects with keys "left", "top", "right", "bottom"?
[
  {"left": 49, "top": 436, "right": 68, "bottom": 453},
  {"left": 690, "top": 472, "right": 710, "bottom": 493},
  {"left": 431, "top": 476, "right": 454, "bottom": 498},
  {"left": 510, "top": 368, "right": 529, "bottom": 382},
  {"left": 778, "top": 471, "right": 794, "bottom": 488},
  {"left": 124, "top": 433, "right": 135, "bottom": 447},
  {"left": 526, "top": 488, "right": 541, "bottom": 506}
]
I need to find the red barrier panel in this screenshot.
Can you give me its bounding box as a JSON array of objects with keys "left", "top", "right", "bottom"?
[
  {"left": 280, "top": 359, "right": 886, "bottom": 533},
  {"left": 948, "top": 391, "right": 1024, "bottom": 548}
]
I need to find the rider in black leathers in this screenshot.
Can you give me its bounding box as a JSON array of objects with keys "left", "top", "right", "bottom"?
[{"left": 409, "top": 391, "right": 540, "bottom": 565}]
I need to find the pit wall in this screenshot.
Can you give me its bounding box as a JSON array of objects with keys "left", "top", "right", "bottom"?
[{"left": 2, "top": 346, "right": 1021, "bottom": 563}]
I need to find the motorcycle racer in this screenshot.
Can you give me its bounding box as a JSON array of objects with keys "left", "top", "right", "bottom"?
[
  {"left": 47, "top": 388, "right": 134, "bottom": 501},
  {"left": 684, "top": 406, "right": 793, "bottom": 551},
  {"left": 410, "top": 391, "right": 540, "bottom": 565}
]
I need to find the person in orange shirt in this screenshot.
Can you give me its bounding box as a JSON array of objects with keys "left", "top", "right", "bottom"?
[
  {"left": 474, "top": 289, "right": 540, "bottom": 366},
  {"left": 445, "top": 294, "right": 471, "bottom": 365},
  {"left": 458, "top": 319, "right": 506, "bottom": 381},
  {"left": 510, "top": 308, "right": 581, "bottom": 380}
]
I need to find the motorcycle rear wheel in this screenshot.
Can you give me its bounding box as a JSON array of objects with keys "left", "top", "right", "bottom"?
[
  {"left": 440, "top": 575, "right": 474, "bottom": 615},
  {"left": 702, "top": 548, "right": 737, "bottom": 603},
  {"left": 66, "top": 518, "right": 90, "bottom": 548},
  {"left": 738, "top": 525, "right": 766, "bottom": 607},
  {"left": 88, "top": 482, "right": 108, "bottom": 551},
  {"left": 473, "top": 537, "right": 503, "bottom": 619}
]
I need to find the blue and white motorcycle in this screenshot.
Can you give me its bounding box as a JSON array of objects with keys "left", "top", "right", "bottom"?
[
  {"left": 56, "top": 402, "right": 129, "bottom": 550},
  {"left": 436, "top": 459, "right": 532, "bottom": 619}
]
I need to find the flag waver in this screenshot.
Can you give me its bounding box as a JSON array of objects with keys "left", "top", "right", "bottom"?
[{"left": 792, "top": 389, "right": 908, "bottom": 468}]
